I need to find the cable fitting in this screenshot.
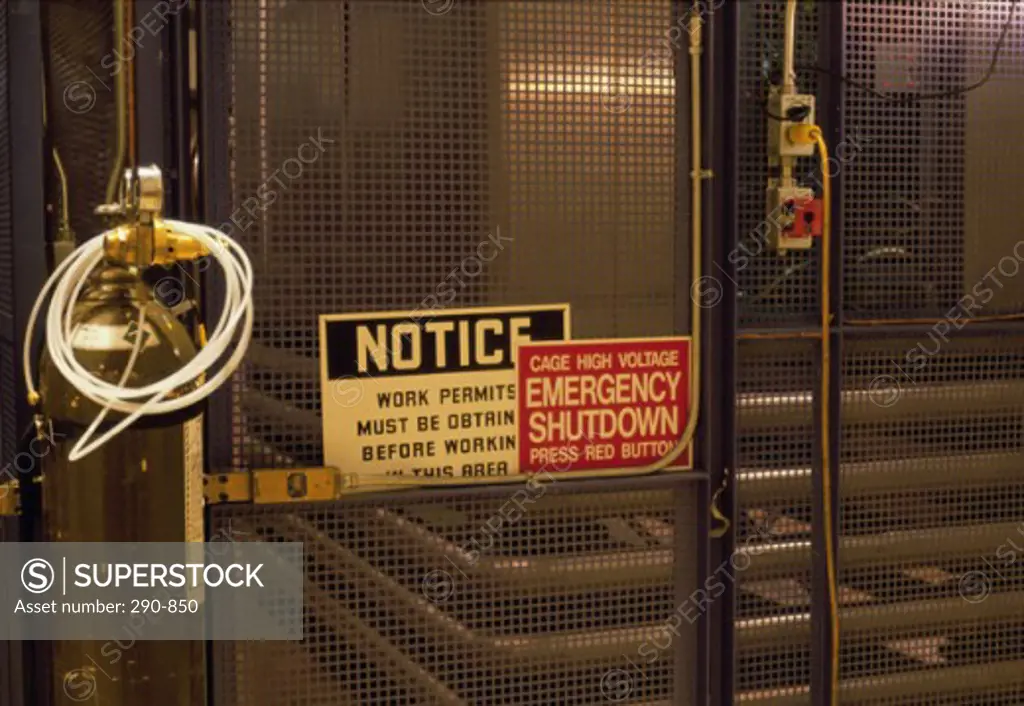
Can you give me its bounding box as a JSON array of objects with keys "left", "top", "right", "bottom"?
[{"left": 787, "top": 123, "right": 822, "bottom": 146}]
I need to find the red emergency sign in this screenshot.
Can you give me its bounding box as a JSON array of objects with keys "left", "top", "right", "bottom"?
[{"left": 517, "top": 337, "right": 692, "bottom": 473}]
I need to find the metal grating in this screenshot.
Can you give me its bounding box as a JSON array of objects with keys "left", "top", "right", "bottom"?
[
  {"left": 498, "top": 0, "right": 677, "bottom": 336},
  {"left": 209, "top": 476, "right": 704, "bottom": 705},
  {"left": 214, "top": 0, "right": 681, "bottom": 470},
  {"left": 843, "top": 0, "right": 1024, "bottom": 319},
  {"left": 0, "top": 517, "right": 16, "bottom": 706},
  {"left": 849, "top": 687, "right": 1024, "bottom": 706},
  {"left": 0, "top": 346, "right": 14, "bottom": 466},
  {"left": 734, "top": 1, "right": 1024, "bottom": 703},
  {"left": 42, "top": 0, "right": 116, "bottom": 241},
  {"left": 223, "top": 0, "right": 496, "bottom": 468},
  {"left": 734, "top": 339, "right": 817, "bottom": 701},
  {"left": 838, "top": 335, "right": 1024, "bottom": 700},
  {"left": 0, "top": 0, "right": 14, "bottom": 466},
  {"left": 736, "top": 1, "right": 821, "bottom": 328}
]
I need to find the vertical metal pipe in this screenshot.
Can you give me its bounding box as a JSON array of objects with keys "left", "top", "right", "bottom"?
[
  {"left": 779, "top": 0, "right": 799, "bottom": 187},
  {"left": 782, "top": 0, "right": 798, "bottom": 95},
  {"left": 170, "top": 2, "right": 193, "bottom": 220}
]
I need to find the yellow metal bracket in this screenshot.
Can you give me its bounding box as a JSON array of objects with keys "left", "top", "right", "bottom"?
[
  {"left": 203, "top": 468, "right": 355, "bottom": 505},
  {"left": 0, "top": 481, "right": 20, "bottom": 516}
]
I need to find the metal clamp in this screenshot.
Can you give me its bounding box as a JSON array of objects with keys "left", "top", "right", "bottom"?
[{"left": 204, "top": 467, "right": 355, "bottom": 505}]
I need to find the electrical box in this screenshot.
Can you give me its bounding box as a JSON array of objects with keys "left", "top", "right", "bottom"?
[
  {"left": 767, "top": 183, "right": 817, "bottom": 251},
  {"left": 767, "top": 92, "right": 816, "bottom": 159}
]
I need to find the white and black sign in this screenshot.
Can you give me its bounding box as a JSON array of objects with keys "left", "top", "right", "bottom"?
[{"left": 319, "top": 305, "right": 571, "bottom": 482}]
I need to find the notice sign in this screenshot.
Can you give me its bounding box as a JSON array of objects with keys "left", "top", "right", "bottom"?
[
  {"left": 517, "top": 338, "right": 692, "bottom": 473},
  {"left": 319, "top": 305, "right": 571, "bottom": 482}
]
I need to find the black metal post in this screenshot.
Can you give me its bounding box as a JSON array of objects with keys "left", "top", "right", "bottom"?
[
  {"left": 811, "top": 1, "right": 844, "bottom": 704},
  {"left": 674, "top": 4, "right": 698, "bottom": 699},
  {"left": 707, "top": 1, "right": 740, "bottom": 704},
  {"left": 134, "top": 0, "right": 193, "bottom": 219},
  {"left": 169, "top": 2, "right": 192, "bottom": 220},
  {"left": 7, "top": 2, "right": 49, "bottom": 704},
  {"left": 135, "top": 0, "right": 168, "bottom": 169},
  {"left": 197, "top": 0, "right": 233, "bottom": 471}
]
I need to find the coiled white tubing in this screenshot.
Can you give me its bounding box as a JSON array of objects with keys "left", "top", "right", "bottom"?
[{"left": 23, "top": 220, "right": 254, "bottom": 461}]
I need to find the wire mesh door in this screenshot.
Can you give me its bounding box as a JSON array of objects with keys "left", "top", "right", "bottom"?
[
  {"left": 201, "top": 0, "right": 684, "bottom": 472},
  {"left": 208, "top": 476, "right": 707, "bottom": 705},
  {"left": 734, "top": 1, "right": 1024, "bottom": 704},
  {"left": 200, "top": 0, "right": 705, "bottom": 704}
]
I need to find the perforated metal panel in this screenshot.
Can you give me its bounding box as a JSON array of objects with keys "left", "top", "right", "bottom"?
[
  {"left": 737, "top": 1, "right": 821, "bottom": 328},
  {"left": 0, "top": 1, "right": 14, "bottom": 465},
  {"left": 732, "top": 15, "right": 827, "bottom": 697},
  {"left": 734, "top": 1, "right": 1024, "bottom": 704},
  {"left": 734, "top": 339, "right": 817, "bottom": 702},
  {"left": 209, "top": 476, "right": 704, "bottom": 705},
  {"left": 205, "top": 0, "right": 1024, "bottom": 703},
  {"left": 42, "top": 0, "right": 117, "bottom": 241},
  {"left": 204, "top": 3, "right": 700, "bottom": 702},
  {"left": 838, "top": 335, "right": 1024, "bottom": 702},
  {"left": 212, "top": 0, "right": 681, "bottom": 470},
  {"left": 0, "top": 517, "right": 19, "bottom": 706},
  {"left": 844, "top": 0, "right": 1024, "bottom": 318},
  {"left": 498, "top": 1, "right": 678, "bottom": 336},
  {"left": 832, "top": 2, "right": 1024, "bottom": 703}
]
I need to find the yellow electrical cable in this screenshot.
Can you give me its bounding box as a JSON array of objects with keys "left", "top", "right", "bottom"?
[
  {"left": 351, "top": 9, "right": 707, "bottom": 492},
  {"left": 814, "top": 126, "right": 840, "bottom": 706},
  {"left": 790, "top": 122, "right": 840, "bottom": 706}
]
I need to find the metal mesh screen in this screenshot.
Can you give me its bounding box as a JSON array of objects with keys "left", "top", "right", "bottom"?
[
  {"left": 734, "top": 339, "right": 817, "bottom": 702},
  {"left": 0, "top": 10, "right": 22, "bottom": 703},
  {"left": 736, "top": 1, "right": 821, "bottom": 328},
  {"left": 734, "top": 1, "right": 1024, "bottom": 703},
  {"left": 831, "top": 2, "right": 1024, "bottom": 703},
  {"left": 498, "top": 1, "right": 677, "bottom": 336},
  {"left": 733, "top": 11, "right": 827, "bottom": 695},
  {"left": 0, "top": 1, "right": 14, "bottom": 465},
  {"left": 209, "top": 476, "right": 703, "bottom": 705},
  {"left": 0, "top": 517, "right": 16, "bottom": 706},
  {"left": 42, "top": 0, "right": 117, "bottom": 241},
  {"left": 838, "top": 335, "right": 1024, "bottom": 701},
  {"left": 843, "top": 0, "right": 1024, "bottom": 319},
  {"left": 214, "top": 0, "right": 681, "bottom": 470}
]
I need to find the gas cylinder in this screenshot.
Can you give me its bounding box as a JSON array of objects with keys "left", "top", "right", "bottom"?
[{"left": 38, "top": 267, "right": 204, "bottom": 706}]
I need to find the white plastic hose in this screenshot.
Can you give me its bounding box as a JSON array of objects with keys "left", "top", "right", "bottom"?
[{"left": 23, "top": 220, "right": 254, "bottom": 461}]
